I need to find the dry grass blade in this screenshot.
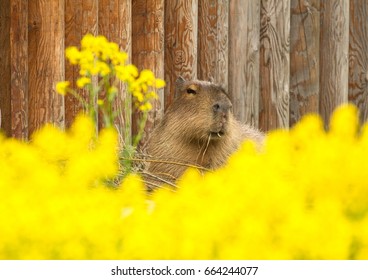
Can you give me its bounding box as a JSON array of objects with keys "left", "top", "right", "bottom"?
[
  {"left": 122, "top": 156, "right": 212, "bottom": 172},
  {"left": 140, "top": 171, "right": 178, "bottom": 189},
  {"left": 200, "top": 133, "right": 212, "bottom": 164},
  {"left": 116, "top": 152, "right": 212, "bottom": 191}
]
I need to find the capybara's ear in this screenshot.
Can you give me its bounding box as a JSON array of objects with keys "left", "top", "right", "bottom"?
[
  {"left": 176, "top": 76, "right": 186, "bottom": 87},
  {"left": 175, "top": 76, "right": 186, "bottom": 99}
]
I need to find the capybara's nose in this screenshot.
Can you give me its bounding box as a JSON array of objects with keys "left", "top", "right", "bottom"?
[
  {"left": 213, "top": 103, "right": 221, "bottom": 112},
  {"left": 213, "top": 101, "right": 231, "bottom": 114}
]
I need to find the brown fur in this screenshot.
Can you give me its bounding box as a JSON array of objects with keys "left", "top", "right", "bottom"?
[{"left": 144, "top": 77, "right": 264, "bottom": 189}]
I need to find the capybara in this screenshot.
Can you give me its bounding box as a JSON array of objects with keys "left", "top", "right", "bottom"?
[{"left": 144, "top": 77, "right": 264, "bottom": 190}]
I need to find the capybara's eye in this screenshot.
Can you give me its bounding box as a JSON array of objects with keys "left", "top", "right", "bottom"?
[{"left": 186, "top": 88, "right": 196, "bottom": 95}]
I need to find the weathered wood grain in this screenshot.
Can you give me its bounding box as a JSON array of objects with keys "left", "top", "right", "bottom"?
[
  {"left": 3, "top": 0, "right": 368, "bottom": 138},
  {"left": 98, "top": 0, "right": 131, "bottom": 56},
  {"left": 320, "top": 0, "right": 349, "bottom": 126},
  {"left": 99, "top": 0, "right": 132, "bottom": 139},
  {"left": 132, "top": 0, "right": 164, "bottom": 145},
  {"left": 198, "top": 0, "right": 228, "bottom": 89},
  {"left": 64, "top": 0, "right": 98, "bottom": 128},
  {"left": 259, "top": 0, "right": 290, "bottom": 131},
  {"left": 0, "top": 0, "right": 11, "bottom": 136},
  {"left": 164, "top": 0, "right": 198, "bottom": 109},
  {"left": 10, "top": 0, "right": 29, "bottom": 139},
  {"left": 28, "top": 0, "right": 65, "bottom": 135},
  {"left": 349, "top": 0, "right": 368, "bottom": 124},
  {"left": 289, "top": 0, "right": 320, "bottom": 127},
  {"left": 228, "top": 0, "right": 260, "bottom": 127}
]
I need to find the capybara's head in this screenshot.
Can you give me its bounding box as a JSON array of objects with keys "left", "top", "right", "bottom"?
[{"left": 166, "top": 77, "right": 233, "bottom": 142}]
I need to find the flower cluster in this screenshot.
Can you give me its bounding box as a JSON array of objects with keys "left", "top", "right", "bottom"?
[
  {"left": 1, "top": 105, "right": 368, "bottom": 259},
  {"left": 56, "top": 34, "right": 165, "bottom": 129},
  {"left": 0, "top": 115, "right": 120, "bottom": 259},
  {"left": 127, "top": 69, "right": 165, "bottom": 112}
]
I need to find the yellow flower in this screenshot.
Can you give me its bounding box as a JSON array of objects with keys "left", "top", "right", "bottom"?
[
  {"left": 111, "top": 52, "right": 128, "bottom": 65},
  {"left": 96, "top": 61, "right": 111, "bottom": 76},
  {"left": 81, "top": 33, "right": 95, "bottom": 50},
  {"left": 132, "top": 91, "right": 144, "bottom": 102},
  {"left": 138, "top": 102, "right": 152, "bottom": 112},
  {"left": 155, "top": 79, "right": 166, "bottom": 88},
  {"left": 126, "top": 64, "right": 139, "bottom": 78},
  {"left": 55, "top": 81, "right": 70, "bottom": 95},
  {"left": 330, "top": 103, "right": 359, "bottom": 140},
  {"left": 139, "top": 69, "right": 155, "bottom": 82},
  {"left": 76, "top": 77, "right": 91, "bottom": 88},
  {"left": 65, "top": 46, "right": 81, "bottom": 65},
  {"left": 1, "top": 105, "right": 368, "bottom": 259}
]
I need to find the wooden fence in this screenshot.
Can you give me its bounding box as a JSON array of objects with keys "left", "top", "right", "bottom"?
[{"left": 1, "top": 0, "right": 368, "bottom": 142}]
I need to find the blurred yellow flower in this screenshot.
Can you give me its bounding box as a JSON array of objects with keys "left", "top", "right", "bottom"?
[
  {"left": 55, "top": 81, "right": 70, "bottom": 95},
  {"left": 1, "top": 105, "right": 368, "bottom": 260},
  {"left": 139, "top": 102, "right": 152, "bottom": 112},
  {"left": 65, "top": 46, "right": 81, "bottom": 65},
  {"left": 155, "top": 79, "right": 166, "bottom": 88},
  {"left": 56, "top": 34, "right": 165, "bottom": 132},
  {"left": 81, "top": 33, "right": 95, "bottom": 50},
  {"left": 76, "top": 77, "right": 91, "bottom": 88}
]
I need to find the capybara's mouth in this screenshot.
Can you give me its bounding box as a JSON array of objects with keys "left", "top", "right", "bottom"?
[{"left": 210, "top": 131, "right": 225, "bottom": 138}]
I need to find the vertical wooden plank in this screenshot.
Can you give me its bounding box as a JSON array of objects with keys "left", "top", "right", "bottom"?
[
  {"left": 259, "top": 0, "right": 290, "bottom": 131},
  {"left": 289, "top": 0, "right": 320, "bottom": 127},
  {"left": 349, "top": 0, "right": 368, "bottom": 124},
  {"left": 99, "top": 0, "right": 131, "bottom": 54},
  {"left": 164, "top": 0, "right": 198, "bottom": 109},
  {"left": 132, "top": 0, "right": 164, "bottom": 145},
  {"left": 228, "top": 0, "right": 260, "bottom": 127},
  {"left": 319, "top": 1, "right": 349, "bottom": 126},
  {"left": 115, "top": 0, "right": 132, "bottom": 143},
  {"left": 98, "top": 0, "right": 132, "bottom": 140},
  {"left": 64, "top": 0, "right": 98, "bottom": 128},
  {"left": 198, "top": 0, "right": 228, "bottom": 89},
  {"left": 28, "top": 0, "right": 65, "bottom": 135},
  {"left": 10, "top": 0, "right": 29, "bottom": 139},
  {"left": 0, "top": 0, "right": 11, "bottom": 136}
]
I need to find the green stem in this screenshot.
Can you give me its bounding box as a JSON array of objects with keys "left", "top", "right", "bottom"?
[
  {"left": 133, "top": 111, "right": 148, "bottom": 148},
  {"left": 124, "top": 89, "right": 132, "bottom": 146},
  {"left": 87, "top": 76, "right": 99, "bottom": 135}
]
